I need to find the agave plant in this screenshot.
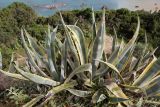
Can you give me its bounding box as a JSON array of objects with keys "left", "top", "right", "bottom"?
[{"left": 0, "top": 8, "right": 160, "bottom": 106}]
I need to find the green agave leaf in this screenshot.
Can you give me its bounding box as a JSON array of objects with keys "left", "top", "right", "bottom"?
[
  {"left": 109, "top": 96, "right": 129, "bottom": 103},
  {"left": 46, "top": 25, "right": 59, "bottom": 80},
  {"left": 46, "top": 81, "right": 77, "bottom": 96},
  {"left": 136, "top": 97, "right": 143, "bottom": 107},
  {"left": 114, "top": 17, "right": 140, "bottom": 65},
  {"left": 51, "top": 26, "right": 59, "bottom": 72},
  {"left": 55, "top": 37, "right": 63, "bottom": 52},
  {"left": 144, "top": 75, "right": 160, "bottom": 96},
  {"left": 142, "top": 47, "right": 158, "bottom": 63},
  {"left": 41, "top": 81, "right": 77, "bottom": 106},
  {"left": 65, "top": 63, "right": 92, "bottom": 83},
  {"left": 92, "top": 7, "right": 97, "bottom": 40},
  {"left": 96, "top": 46, "right": 120, "bottom": 77},
  {"left": 8, "top": 53, "right": 16, "bottom": 72},
  {"left": 95, "top": 65, "right": 107, "bottom": 77},
  {"left": 67, "top": 25, "right": 87, "bottom": 65},
  {"left": 24, "top": 29, "right": 45, "bottom": 57},
  {"left": 97, "top": 94, "right": 107, "bottom": 103},
  {"left": 60, "top": 12, "right": 80, "bottom": 67},
  {"left": 74, "top": 19, "right": 79, "bottom": 25},
  {"left": 87, "top": 8, "right": 97, "bottom": 57},
  {"left": 92, "top": 9, "right": 106, "bottom": 78},
  {"left": 134, "top": 33, "right": 148, "bottom": 71},
  {"left": 23, "top": 95, "right": 44, "bottom": 107},
  {"left": 144, "top": 100, "right": 160, "bottom": 105},
  {"left": 67, "top": 89, "right": 92, "bottom": 97},
  {"left": 118, "top": 38, "right": 125, "bottom": 56},
  {"left": 120, "top": 84, "right": 142, "bottom": 90},
  {"left": 24, "top": 29, "right": 51, "bottom": 74},
  {"left": 67, "top": 58, "right": 75, "bottom": 70},
  {"left": 152, "top": 93, "right": 160, "bottom": 99},
  {"left": 21, "top": 29, "right": 48, "bottom": 77},
  {"left": 14, "top": 65, "right": 60, "bottom": 86},
  {"left": 102, "top": 51, "right": 107, "bottom": 62},
  {"left": 105, "top": 81, "right": 131, "bottom": 105},
  {"left": 105, "top": 81, "right": 127, "bottom": 98},
  {"left": 129, "top": 57, "right": 138, "bottom": 72},
  {"left": 87, "top": 8, "right": 97, "bottom": 59},
  {"left": 142, "top": 32, "right": 148, "bottom": 57},
  {"left": 92, "top": 89, "right": 106, "bottom": 103},
  {"left": 95, "top": 59, "right": 124, "bottom": 83},
  {"left": 133, "top": 57, "right": 160, "bottom": 88},
  {"left": 116, "top": 46, "right": 135, "bottom": 72},
  {"left": 60, "top": 40, "right": 67, "bottom": 82},
  {"left": 0, "top": 69, "right": 27, "bottom": 80}
]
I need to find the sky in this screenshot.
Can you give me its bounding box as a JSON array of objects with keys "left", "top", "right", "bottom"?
[
  {"left": 1, "top": 0, "right": 160, "bottom": 10},
  {"left": 116, "top": 0, "right": 160, "bottom": 11}
]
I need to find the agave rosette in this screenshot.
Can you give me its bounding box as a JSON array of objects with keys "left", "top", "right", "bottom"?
[{"left": 0, "top": 9, "right": 160, "bottom": 106}]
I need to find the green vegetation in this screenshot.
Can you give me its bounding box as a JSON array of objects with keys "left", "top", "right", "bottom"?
[
  {"left": 0, "top": 6, "right": 160, "bottom": 106},
  {"left": 0, "top": 2, "right": 37, "bottom": 68}
]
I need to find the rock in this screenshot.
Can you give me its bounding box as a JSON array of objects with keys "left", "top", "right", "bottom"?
[{"left": 0, "top": 72, "right": 14, "bottom": 91}]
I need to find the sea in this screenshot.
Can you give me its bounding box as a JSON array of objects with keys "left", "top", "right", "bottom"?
[
  {"left": 0, "top": 0, "right": 159, "bottom": 16},
  {"left": 0, "top": 0, "right": 118, "bottom": 16}
]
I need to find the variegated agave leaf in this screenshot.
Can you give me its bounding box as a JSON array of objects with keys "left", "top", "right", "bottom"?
[
  {"left": 67, "top": 25, "right": 87, "bottom": 65},
  {"left": 24, "top": 29, "right": 45, "bottom": 57},
  {"left": 92, "top": 9, "right": 106, "bottom": 78},
  {"left": 109, "top": 96, "right": 129, "bottom": 104},
  {"left": 23, "top": 95, "right": 44, "bottom": 107},
  {"left": 133, "top": 57, "right": 160, "bottom": 88},
  {"left": 96, "top": 17, "right": 140, "bottom": 78},
  {"left": 95, "top": 59, "right": 124, "bottom": 83},
  {"left": 0, "top": 69, "right": 28, "bottom": 80},
  {"left": 67, "top": 89, "right": 92, "bottom": 97},
  {"left": 92, "top": 89, "right": 106, "bottom": 103},
  {"left": 116, "top": 45, "right": 135, "bottom": 73},
  {"left": 36, "top": 81, "right": 77, "bottom": 106},
  {"left": 60, "top": 12, "right": 80, "bottom": 67},
  {"left": 87, "top": 8, "right": 97, "bottom": 59},
  {"left": 105, "top": 80, "right": 132, "bottom": 106},
  {"left": 14, "top": 65, "right": 60, "bottom": 86},
  {"left": 60, "top": 39, "right": 67, "bottom": 82},
  {"left": 46, "top": 25, "right": 59, "bottom": 80},
  {"left": 23, "top": 29, "right": 48, "bottom": 70},
  {"left": 21, "top": 29, "right": 48, "bottom": 77},
  {"left": 92, "top": 7, "right": 97, "bottom": 40},
  {"left": 65, "top": 63, "right": 92, "bottom": 83},
  {"left": 114, "top": 17, "right": 140, "bottom": 66},
  {"left": 142, "top": 75, "right": 160, "bottom": 97}
]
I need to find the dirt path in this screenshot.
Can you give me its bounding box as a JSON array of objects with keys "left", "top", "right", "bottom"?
[{"left": 104, "top": 35, "right": 113, "bottom": 55}]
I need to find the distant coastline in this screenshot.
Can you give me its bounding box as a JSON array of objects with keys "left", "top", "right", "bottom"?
[
  {"left": 0, "top": 0, "right": 117, "bottom": 16},
  {"left": 0, "top": 0, "right": 160, "bottom": 16}
]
